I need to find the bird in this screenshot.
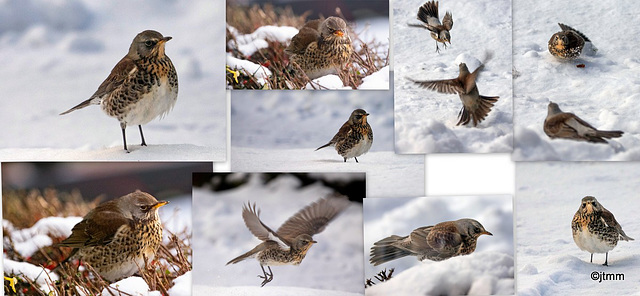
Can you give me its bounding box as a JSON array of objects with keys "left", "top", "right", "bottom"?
[
  {"left": 409, "top": 62, "right": 499, "bottom": 127},
  {"left": 315, "top": 109, "right": 373, "bottom": 163},
  {"left": 370, "top": 218, "right": 492, "bottom": 266},
  {"left": 60, "top": 30, "right": 179, "bottom": 152},
  {"left": 572, "top": 196, "right": 633, "bottom": 266},
  {"left": 226, "top": 195, "right": 351, "bottom": 287},
  {"left": 286, "top": 16, "right": 353, "bottom": 80},
  {"left": 544, "top": 102, "right": 623, "bottom": 143},
  {"left": 548, "top": 23, "right": 592, "bottom": 59},
  {"left": 56, "top": 191, "right": 168, "bottom": 281},
  {"left": 409, "top": 0, "right": 453, "bottom": 53}
]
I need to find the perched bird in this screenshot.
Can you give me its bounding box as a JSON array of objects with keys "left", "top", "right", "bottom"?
[
  {"left": 370, "top": 219, "right": 492, "bottom": 266},
  {"left": 226, "top": 196, "right": 351, "bottom": 287},
  {"left": 572, "top": 196, "right": 633, "bottom": 266},
  {"left": 56, "top": 191, "right": 168, "bottom": 281},
  {"left": 60, "top": 30, "right": 179, "bottom": 152},
  {"left": 409, "top": 62, "right": 499, "bottom": 126},
  {"left": 548, "top": 23, "right": 593, "bottom": 59},
  {"left": 286, "top": 16, "right": 353, "bottom": 80},
  {"left": 544, "top": 102, "right": 623, "bottom": 143},
  {"left": 316, "top": 109, "right": 373, "bottom": 163},
  {"left": 409, "top": 1, "right": 453, "bottom": 53}
]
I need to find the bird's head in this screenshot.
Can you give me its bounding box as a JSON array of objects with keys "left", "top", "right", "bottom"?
[
  {"left": 129, "top": 30, "right": 172, "bottom": 59},
  {"left": 580, "top": 196, "right": 601, "bottom": 215},
  {"left": 119, "top": 191, "right": 169, "bottom": 221},
  {"left": 320, "top": 17, "right": 350, "bottom": 42},
  {"left": 457, "top": 218, "right": 493, "bottom": 238},
  {"left": 293, "top": 234, "right": 317, "bottom": 252},
  {"left": 440, "top": 30, "right": 451, "bottom": 44},
  {"left": 547, "top": 101, "right": 562, "bottom": 115},
  {"left": 349, "top": 109, "right": 370, "bottom": 125}
]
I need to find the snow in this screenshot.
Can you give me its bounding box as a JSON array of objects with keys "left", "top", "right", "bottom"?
[
  {"left": 103, "top": 277, "right": 161, "bottom": 296},
  {"left": 358, "top": 66, "right": 390, "bottom": 90},
  {"left": 193, "top": 285, "right": 363, "bottom": 296},
  {"left": 230, "top": 90, "right": 424, "bottom": 198},
  {"left": 516, "top": 162, "right": 640, "bottom": 295},
  {"left": 5, "top": 216, "right": 82, "bottom": 257},
  {"left": 512, "top": 0, "right": 640, "bottom": 160},
  {"left": 167, "top": 271, "right": 192, "bottom": 296},
  {"left": 3, "top": 258, "right": 59, "bottom": 286},
  {"left": 227, "top": 55, "right": 272, "bottom": 86},
  {"left": 393, "top": 0, "right": 513, "bottom": 153},
  {"left": 0, "top": 0, "right": 226, "bottom": 161},
  {"left": 229, "top": 25, "right": 299, "bottom": 57},
  {"left": 363, "top": 195, "right": 514, "bottom": 294},
  {"left": 192, "top": 174, "right": 364, "bottom": 294}
]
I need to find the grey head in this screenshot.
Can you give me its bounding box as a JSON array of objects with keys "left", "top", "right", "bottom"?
[
  {"left": 578, "top": 196, "right": 601, "bottom": 215},
  {"left": 116, "top": 191, "right": 169, "bottom": 222},
  {"left": 455, "top": 218, "right": 493, "bottom": 238},
  {"left": 320, "top": 17, "right": 349, "bottom": 41},
  {"left": 128, "top": 30, "right": 172, "bottom": 60},
  {"left": 349, "top": 109, "right": 369, "bottom": 125},
  {"left": 440, "top": 30, "right": 451, "bottom": 44},
  {"left": 292, "top": 233, "right": 317, "bottom": 250},
  {"left": 547, "top": 101, "right": 563, "bottom": 115}
]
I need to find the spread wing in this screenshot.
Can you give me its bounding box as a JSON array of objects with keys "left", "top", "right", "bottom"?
[
  {"left": 242, "top": 202, "right": 291, "bottom": 250},
  {"left": 442, "top": 11, "right": 453, "bottom": 30},
  {"left": 409, "top": 77, "right": 464, "bottom": 95},
  {"left": 277, "top": 195, "right": 350, "bottom": 241}
]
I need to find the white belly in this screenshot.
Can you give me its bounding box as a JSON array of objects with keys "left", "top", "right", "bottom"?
[
  {"left": 573, "top": 229, "right": 615, "bottom": 254},
  {"left": 121, "top": 79, "right": 177, "bottom": 126},
  {"left": 341, "top": 136, "right": 372, "bottom": 158}
]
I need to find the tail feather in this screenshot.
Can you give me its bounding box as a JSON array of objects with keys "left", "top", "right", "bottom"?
[
  {"left": 594, "top": 130, "right": 623, "bottom": 139},
  {"left": 558, "top": 23, "right": 591, "bottom": 42},
  {"left": 315, "top": 142, "right": 331, "bottom": 151},
  {"left": 60, "top": 97, "right": 100, "bottom": 115},
  {"left": 457, "top": 95, "right": 499, "bottom": 126},
  {"left": 227, "top": 249, "right": 256, "bottom": 265},
  {"left": 369, "top": 235, "right": 411, "bottom": 266},
  {"left": 417, "top": 1, "right": 439, "bottom": 25}
]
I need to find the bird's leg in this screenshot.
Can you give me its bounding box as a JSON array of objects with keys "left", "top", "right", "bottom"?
[
  {"left": 344, "top": 157, "right": 347, "bottom": 162},
  {"left": 435, "top": 42, "right": 440, "bottom": 53},
  {"left": 603, "top": 253, "right": 608, "bottom": 266},
  {"left": 121, "top": 127, "right": 130, "bottom": 153},
  {"left": 139, "top": 125, "right": 147, "bottom": 146},
  {"left": 590, "top": 253, "right": 593, "bottom": 263},
  {"left": 258, "top": 265, "right": 273, "bottom": 287},
  {"left": 355, "top": 157, "right": 359, "bottom": 163}
]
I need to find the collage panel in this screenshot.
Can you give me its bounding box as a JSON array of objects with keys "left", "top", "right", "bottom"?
[
  {"left": 0, "top": 0, "right": 226, "bottom": 161},
  {"left": 393, "top": 0, "right": 513, "bottom": 154},
  {"left": 516, "top": 162, "right": 638, "bottom": 295},
  {"left": 363, "top": 195, "right": 514, "bottom": 295},
  {"left": 230, "top": 89, "right": 425, "bottom": 198},
  {"left": 225, "top": 0, "right": 389, "bottom": 90},
  {"left": 2, "top": 162, "right": 207, "bottom": 294},
  {"left": 512, "top": 1, "right": 640, "bottom": 161},
  {"left": 192, "top": 172, "right": 364, "bottom": 295}
]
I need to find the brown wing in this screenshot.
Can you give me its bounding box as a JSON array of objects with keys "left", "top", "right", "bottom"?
[
  {"left": 90, "top": 55, "right": 137, "bottom": 100},
  {"left": 404, "top": 226, "right": 433, "bottom": 251},
  {"left": 409, "top": 77, "right": 464, "bottom": 95},
  {"left": 57, "top": 203, "right": 130, "bottom": 248},
  {"left": 544, "top": 113, "right": 578, "bottom": 136},
  {"left": 241, "top": 202, "right": 291, "bottom": 248},
  {"left": 276, "top": 195, "right": 350, "bottom": 241},
  {"left": 442, "top": 11, "right": 453, "bottom": 30},
  {"left": 285, "top": 27, "right": 319, "bottom": 55},
  {"left": 426, "top": 222, "right": 463, "bottom": 257}
]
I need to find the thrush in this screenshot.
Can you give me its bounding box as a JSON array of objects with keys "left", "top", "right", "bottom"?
[
  {"left": 56, "top": 191, "right": 168, "bottom": 281},
  {"left": 287, "top": 16, "right": 353, "bottom": 80},
  {"left": 572, "top": 196, "right": 633, "bottom": 266},
  {"left": 544, "top": 102, "right": 623, "bottom": 143},
  {"left": 409, "top": 62, "right": 499, "bottom": 126},
  {"left": 315, "top": 109, "right": 373, "bottom": 163},
  {"left": 548, "top": 23, "right": 592, "bottom": 59},
  {"left": 409, "top": 0, "right": 453, "bottom": 53},
  {"left": 370, "top": 219, "right": 492, "bottom": 266},
  {"left": 226, "top": 195, "right": 350, "bottom": 287},
  {"left": 60, "top": 30, "right": 179, "bottom": 152}
]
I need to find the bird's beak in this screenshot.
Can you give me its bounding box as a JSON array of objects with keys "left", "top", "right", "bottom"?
[
  {"left": 312, "top": 240, "right": 318, "bottom": 244},
  {"left": 160, "top": 36, "right": 172, "bottom": 43},
  {"left": 481, "top": 231, "right": 493, "bottom": 236},
  {"left": 152, "top": 201, "right": 169, "bottom": 210},
  {"left": 334, "top": 30, "right": 344, "bottom": 37}
]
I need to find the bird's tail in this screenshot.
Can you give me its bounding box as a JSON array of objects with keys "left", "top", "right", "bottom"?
[
  {"left": 619, "top": 230, "right": 634, "bottom": 241},
  {"left": 594, "top": 130, "right": 623, "bottom": 139},
  {"left": 558, "top": 23, "right": 591, "bottom": 42},
  {"left": 369, "top": 235, "right": 411, "bottom": 266},
  {"left": 315, "top": 142, "right": 331, "bottom": 151},
  {"left": 457, "top": 95, "right": 499, "bottom": 126},
  {"left": 60, "top": 97, "right": 100, "bottom": 115},
  {"left": 226, "top": 244, "right": 263, "bottom": 265},
  {"left": 417, "top": 1, "right": 439, "bottom": 24}
]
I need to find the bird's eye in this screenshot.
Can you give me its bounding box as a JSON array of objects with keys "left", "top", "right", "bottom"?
[
  {"left": 355, "top": 115, "right": 362, "bottom": 119},
  {"left": 329, "top": 28, "right": 335, "bottom": 33},
  {"left": 582, "top": 203, "right": 586, "bottom": 208},
  {"left": 144, "top": 40, "right": 156, "bottom": 47},
  {"left": 140, "top": 205, "right": 150, "bottom": 211}
]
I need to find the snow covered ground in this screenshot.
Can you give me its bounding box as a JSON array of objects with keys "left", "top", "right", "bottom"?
[
  {"left": 363, "top": 195, "right": 514, "bottom": 295},
  {"left": 516, "top": 162, "right": 640, "bottom": 295},
  {"left": 2, "top": 194, "right": 192, "bottom": 295},
  {"left": 0, "top": 0, "right": 226, "bottom": 161},
  {"left": 230, "top": 90, "right": 424, "bottom": 198},
  {"left": 394, "top": 0, "right": 513, "bottom": 154},
  {"left": 512, "top": 0, "right": 640, "bottom": 161},
  {"left": 192, "top": 174, "right": 364, "bottom": 295},
  {"left": 227, "top": 15, "right": 389, "bottom": 90}
]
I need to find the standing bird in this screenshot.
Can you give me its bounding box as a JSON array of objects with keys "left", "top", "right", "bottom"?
[
  {"left": 56, "top": 191, "right": 168, "bottom": 281},
  {"left": 544, "top": 102, "right": 623, "bottom": 143},
  {"left": 370, "top": 219, "right": 492, "bottom": 266},
  {"left": 409, "top": 1, "right": 453, "bottom": 53},
  {"left": 316, "top": 109, "right": 373, "bottom": 163},
  {"left": 572, "top": 196, "right": 633, "bottom": 266},
  {"left": 409, "top": 62, "right": 499, "bottom": 126},
  {"left": 226, "top": 196, "right": 351, "bottom": 287},
  {"left": 548, "top": 23, "right": 593, "bottom": 59},
  {"left": 286, "top": 16, "right": 353, "bottom": 80},
  {"left": 60, "top": 30, "right": 179, "bottom": 152}
]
